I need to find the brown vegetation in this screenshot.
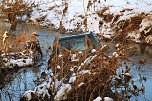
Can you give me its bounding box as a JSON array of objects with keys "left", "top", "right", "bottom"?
[
  {"left": 19, "top": 34, "right": 145, "bottom": 101},
  {"left": 0, "top": 31, "right": 42, "bottom": 68},
  {"left": 46, "top": 36, "right": 131, "bottom": 100},
  {"left": 0, "top": 1, "right": 37, "bottom": 32},
  {"left": 1, "top": 31, "right": 38, "bottom": 52}
]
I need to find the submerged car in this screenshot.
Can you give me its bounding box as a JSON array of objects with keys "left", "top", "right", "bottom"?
[
  {"left": 48, "top": 32, "right": 101, "bottom": 68},
  {"left": 58, "top": 32, "right": 100, "bottom": 51}
]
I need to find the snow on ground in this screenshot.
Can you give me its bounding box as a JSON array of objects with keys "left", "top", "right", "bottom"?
[
  {"left": 1, "top": 52, "right": 34, "bottom": 68},
  {"left": 23, "top": 90, "right": 35, "bottom": 101},
  {"left": 93, "top": 96, "right": 113, "bottom": 101},
  {"left": 139, "top": 15, "right": 152, "bottom": 44},
  {"left": 93, "top": 96, "right": 102, "bottom": 101},
  {"left": 104, "top": 97, "right": 113, "bottom": 101},
  {"left": 22, "top": 0, "right": 152, "bottom": 43},
  {"left": 54, "top": 83, "right": 71, "bottom": 100}
]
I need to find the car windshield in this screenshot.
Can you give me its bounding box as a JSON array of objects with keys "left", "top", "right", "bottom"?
[
  {"left": 59, "top": 33, "right": 100, "bottom": 51},
  {"left": 59, "top": 37, "right": 86, "bottom": 51}
]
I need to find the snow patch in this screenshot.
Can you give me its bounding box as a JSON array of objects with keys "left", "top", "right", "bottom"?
[
  {"left": 55, "top": 84, "right": 71, "bottom": 100},
  {"left": 69, "top": 76, "right": 76, "bottom": 83},
  {"left": 104, "top": 97, "right": 113, "bottom": 101},
  {"left": 93, "top": 96, "right": 102, "bottom": 101},
  {"left": 79, "top": 70, "right": 91, "bottom": 75},
  {"left": 78, "top": 82, "right": 84, "bottom": 87},
  {"left": 113, "top": 52, "right": 119, "bottom": 57},
  {"left": 91, "top": 49, "right": 96, "bottom": 53}
]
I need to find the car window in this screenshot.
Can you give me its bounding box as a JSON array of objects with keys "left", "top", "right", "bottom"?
[
  {"left": 59, "top": 34, "right": 100, "bottom": 51},
  {"left": 59, "top": 37, "right": 86, "bottom": 51}
]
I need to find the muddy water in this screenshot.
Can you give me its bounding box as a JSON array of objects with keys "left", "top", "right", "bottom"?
[{"left": 0, "top": 22, "right": 152, "bottom": 101}]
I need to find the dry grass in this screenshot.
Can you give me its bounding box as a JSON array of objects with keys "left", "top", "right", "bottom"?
[
  {"left": 0, "top": 31, "right": 42, "bottom": 68},
  {"left": 1, "top": 31, "right": 38, "bottom": 52},
  {"left": 0, "top": 30, "right": 2, "bottom": 52},
  {"left": 47, "top": 36, "right": 128, "bottom": 101},
  {"left": 113, "top": 13, "right": 152, "bottom": 43}
]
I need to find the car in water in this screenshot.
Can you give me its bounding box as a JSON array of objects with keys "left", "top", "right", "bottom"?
[{"left": 58, "top": 32, "right": 100, "bottom": 51}]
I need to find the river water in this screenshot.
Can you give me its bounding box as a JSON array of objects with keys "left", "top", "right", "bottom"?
[
  {"left": 0, "top": 21, "right": 152, "bottom": 101},
  {"left": 0, "top": 21, "right": 59, "bottom": 101}
]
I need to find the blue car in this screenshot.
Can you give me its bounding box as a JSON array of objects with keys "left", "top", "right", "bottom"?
[{"left": 58, "top": 32, "right": 100, "bottom": 51}]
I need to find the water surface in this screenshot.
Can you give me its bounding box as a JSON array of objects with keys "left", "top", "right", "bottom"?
[{"left": 0, "top": 22, "right": 152, "bottom": 101}]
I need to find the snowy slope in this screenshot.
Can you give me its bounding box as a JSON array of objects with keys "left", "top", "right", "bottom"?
[
  {"left": 23, "top": 0, "right": 151, "bottom": 44},
  {"left": 24, "top": 0, "right": 151, "bottom": 29}
]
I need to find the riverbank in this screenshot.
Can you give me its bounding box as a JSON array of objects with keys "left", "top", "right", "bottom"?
[
  {"left": 21, "top": 0, "right": 152, "bottom": 45},
  {"left": 1, "top": 0, "right": 151, "bottom": 44},
  {"left": 0, "top": 0, "right": 152, "bottom": 100}
]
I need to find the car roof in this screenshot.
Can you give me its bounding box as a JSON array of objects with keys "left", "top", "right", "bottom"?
[{"left": 59, "top": 32, "right": 96, "bottom": 41}]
